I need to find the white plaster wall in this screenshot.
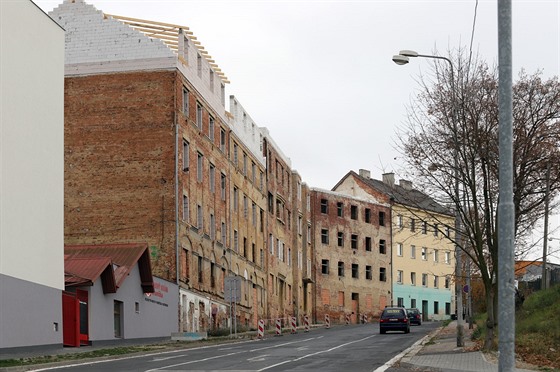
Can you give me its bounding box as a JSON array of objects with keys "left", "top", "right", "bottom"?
[{"left": 0, "top": 0, "right": 64, "bottom": 290}]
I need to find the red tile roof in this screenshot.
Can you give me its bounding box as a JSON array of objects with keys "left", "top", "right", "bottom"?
[{"left": 64, "top": 243, "right": 154, "bottom": 293}]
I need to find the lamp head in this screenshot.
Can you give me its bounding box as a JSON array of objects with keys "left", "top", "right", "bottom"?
[
  {"left": 399, "top": 50, "right": 419, "bottom": 57},
  {"left": 392, "top": 55, "right": 409, "bottom": 65}
]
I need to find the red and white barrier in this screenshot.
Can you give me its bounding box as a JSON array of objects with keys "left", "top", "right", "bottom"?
[
  {"left": 345, "top": 313, "right": 350, "bottom": 325},
  {"left": 257, "top": 319, "right": 265, "bottom": 339},
  {"left": 325, "top": 314, "right": 330, "bottom": 329},
  {"left": 275, "top": 318, "right": 282, "bottom": 336},
  {"left": 362, "top": 314, "right": 368, "bottom": 324},
  {"left": 290, "top": 316, "right": 297, "bottom": 334},
  {"left": 304, "top": 314, "right": 310, "bottom": 332}
]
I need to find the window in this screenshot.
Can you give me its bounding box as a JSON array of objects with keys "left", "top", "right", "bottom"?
[
  {"left": 243, "top": 195, "right": 248, "bottom": 218},
  {"left": 352, "top": 264, "right": 359, "bottom": 278},
  {"left": 433, "top": 249, "right": 439, "bottom": 262},
  {"left": 422, "top": 221, "right": 428, "bottom": 234},
  {"left": 135, "top": 302, "right": 140, "bottom": 313},
  {"left": 114, "top": 300, "right": 123, "bottom": 338},
  {"left": 422, "top": 273, "right": 428, "bottom": 287},
  {"left": 182, "top": 140, "right": 189, "bottom": 171},
  {"left": 445, "top": 276, "right": 450, "bottom": 289},
  {"left": 434, "top": 224, "right": 439, "bottom": 236},
  {"left": 209, "top": 70, "right": 214, "bottom": 92},
  {"left": 338, "top": 291, "right": 344, "bottom": 306},
  {"left": 411, "top": 299, "right": 417, "bottom": 308},
  {"left": 252, "top": 203, "right": 257, "bottom": 226},
  {"left": 337, "top": 202, "right": 343, "bottom": 217},
  {"left": 197, "top": 205, "right": 203, "bottom": 230},
  {"left": 233, "top": 187, "right": 238, "bottom": 210},
  {"left": 350, "top": 205, "right": 358, "bottom": 220},
  {"left": 210, "top": 214, "right": 215, "bottom": 240},
  {"left": 397, "top": 243, "right": 403, "bottom": 256},
  {"left": 298, "top": 216, "right": 303, "bottom": 235},
  {"left": 379, "top": 267, "right": 387, "bottom": 282},
  {"left": 445, "top": 251, "right": 451, "bottom": 264},
  {"left": 198, "top": 255, "right": 203, "bottom": 283},
  {"left": 269, "top": 234, "right": 274, "bottom": 255},
  {"left": 397, "top": 215, "right": 403, "bottom": 228},
  {"left": 321, "top": 229, "right": 329, "bottom": 244},
  {"left": 434, "top": 301, "right": 439, "bottom": 315},
  {"left": 233, "top": 143, "right": 238, "bottom": 165},
  {"left": 379, "top": 211, "right": 385, "bottom": 226},
  {"left": 434, "top": 275, "right": 439, "bottom": 288},
  {"left": 209, "top": 164, "right": 215, "bottom": 193},
  {"left": 365, "top": 265, "right": 372, "bottom": 280},
  {"left": 196, "top": 102, "right": 203, "bottom": 129},
  {"left": 220, "top": 127, "right": 226, "bottom": 152},
  {"left": 365, "top": 208, "right": 371, "bottom": 223},
  {"left": 351, "top": 234, "right": 358, "bottom": 249},
  {"left": 208, "top": 116, "right": 215, "bottom": 140},
  {"left": 337, "top": 232, "right": 344, "bottom": 247},
  {"left": 182, "top": 195, "right": 189, "bottom": 221},
  {"left": 210, "top": 262, "right": 215, "bottom": 287},
  {"left": 220, "top": 173, "right": 226, "bottom": 200},
  {"left": 251, "top": 162, "right": 256, "bottom": 183},
  {"left": 243, "top": 152, "right": 247, "bottom": 175},
  {"left": 410, "top": 218, "right": 416, "bottom": 232},
  {"left": 397, "top": 297, "right": 404, "bottom": 307},
  {"left": 320, "top": 199, "right": 328, "bottom": 214},
  {"left": 234, "top": 230, "right": 238, "bottom": 252},
  {"left": 397, "top": 270, "right": 403, "bottom": 284},
  {"left": 411, "top": 272, "right": 416, "bottom": 285},
  {"left": 379, "top": 239, "right": 386, "bottom": 254},
  {"left": 445, "top": 302, "right": 451, "bottom": 315},
  {"left": 421, "top": 247, "right": 427, "bottom": 260},
  {"left": 182, "top": 87, "right": 189, "bottom": 116},
  {"left": 338, "top": 261, "right": 344, "bottom": 277},
  {"left": 197, "top": 152, "right": 203, "bottom": 182},
  {"left": 365, "top": 237, "right": 372, "bottom": 251},
  {"left": 221, "top": 222, "right": 226, "bottom": 244},
  {"left": 411, "top": 245, "right": 416, "bottom": 259},
  {"left": 321, "top": 259, "right": 329, "bottom": 274},
  {"left": 445, "top": 225, "right": 451, "bottom": 236}
]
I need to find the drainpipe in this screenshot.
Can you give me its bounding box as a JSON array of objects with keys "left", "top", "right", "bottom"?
[{"left": 174, "top": 85, "right": 180, "bottom": 286}]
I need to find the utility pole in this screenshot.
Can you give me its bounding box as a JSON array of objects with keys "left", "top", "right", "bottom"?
[
  {"left": 543, "top": 163, "right": 550, "bottom": 290},
  {"left": 497, "top": 1, "right": 515, "bottom": 370}
]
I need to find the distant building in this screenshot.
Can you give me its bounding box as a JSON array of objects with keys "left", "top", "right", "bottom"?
[
  {"left": 333, "top": 170, "right": 455, "bottom": 321},
  {"left": 0, "top": 0, "right": 64, "bottom": 351},
  {"left": 310, "top": 188, "right": 392, "bottom": 324}
]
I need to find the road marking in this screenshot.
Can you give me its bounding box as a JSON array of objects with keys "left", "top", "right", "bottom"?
[
  {"left": 247, "top": 354, "right": 269, "bottom": 362},
  {"left": 257, "top": 335, "right": 376, "bottom": 371},
  {"left": 372, "top": 332, "right": 432, "bottom": 372},
  {"left": 144, "top": 351, "right": 239, "bottom": 371}
]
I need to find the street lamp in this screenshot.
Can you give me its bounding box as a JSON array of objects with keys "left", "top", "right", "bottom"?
[{"left": 392, "top": 49, "right": 464, "bottom": 347}]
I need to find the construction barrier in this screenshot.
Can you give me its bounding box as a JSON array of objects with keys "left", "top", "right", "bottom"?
[
  {"left": 290, "top": 316, "right": 297, "bottom": 334},
  {"left": 275, "top": 318, "right": 282, "bottom": 336},
  {"left": 345, "top": 313, "right": 350, "bottom": 325},
  {"left": 325, "top": 314, "right": 330, "bottom": 329},
  {"left": 362, "top": 314, "right": 368, "bottom": 324},
  {"left": 304, "top": 314, "right": 310, "bottom": 332},
  {"left": 257, "top": 319, "right": 265, "bottom": 339}
]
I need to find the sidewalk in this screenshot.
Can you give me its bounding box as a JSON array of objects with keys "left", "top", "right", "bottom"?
[{"left": 398, "top": 321, "right": 538, "bottom": 372}]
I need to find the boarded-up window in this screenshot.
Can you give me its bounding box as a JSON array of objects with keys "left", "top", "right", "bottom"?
[
  {"left": 338, "top": 291, "right": 344, "bottom": 306},
  {"left": 321, "top": 288, "right": 330, "bottom": 305},
  {"left": 366, "top": 294, "right": 373, "bottom": 308}
]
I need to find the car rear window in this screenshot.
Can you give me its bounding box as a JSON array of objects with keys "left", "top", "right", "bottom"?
[{"left": 383, "top": 309, "right": 404, "bottom": 316}]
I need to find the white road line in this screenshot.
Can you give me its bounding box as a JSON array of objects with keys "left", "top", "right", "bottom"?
[
  {"left": 372, "top": 332, "right": 432, "bottom": 372},
  {"left": 144, "top": 351, "right": 239, "bottom": 372},
  {"left": 257, "top": 335, "right": 376, "bottom": 371}
]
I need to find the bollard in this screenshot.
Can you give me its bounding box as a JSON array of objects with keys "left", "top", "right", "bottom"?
[
  {"left": 345, "top": 313, "right": 350, "bottom": 325},
  {"left": 275, "top": 318, "right": 282, "bottom": 336},
  {"left": 257, "top": 319, "right": 265, "bottom": 339},
  {"left": 291, "top": 316, "right": 297, "bottom": 334},
  {"left": 325, "top": 314, "right": 330, "bottom": 329},
  {"left": 304, "top": 314, "right": 310, "bottom": 332}
]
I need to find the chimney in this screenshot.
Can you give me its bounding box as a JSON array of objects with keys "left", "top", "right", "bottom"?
[
  {"left": 382, "top": 172, "right": 395, "bottom": 186},
  {"left": 399, "top": 179, "right": 413, "bottom": 190},
  {"left": 359, "top": 169, "right": 371, "bottom": 179}
]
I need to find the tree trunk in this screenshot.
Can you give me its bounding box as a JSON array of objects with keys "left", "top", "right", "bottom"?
[{"left": 484, "top": 285, "right": 496, "bottom": 350}]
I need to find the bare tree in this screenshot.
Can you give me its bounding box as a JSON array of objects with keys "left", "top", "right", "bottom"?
[{"left": 396, "top": 48, "right": 560, "bottom": 350}]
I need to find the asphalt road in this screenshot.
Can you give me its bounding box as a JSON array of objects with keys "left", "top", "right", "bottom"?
[{"left": 29, "top": 322, "right": 440, "bottom": 372}]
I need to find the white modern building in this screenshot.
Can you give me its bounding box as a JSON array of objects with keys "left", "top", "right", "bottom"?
[{"left": 0, "top": 0, "right": 65, "bottom": 350}]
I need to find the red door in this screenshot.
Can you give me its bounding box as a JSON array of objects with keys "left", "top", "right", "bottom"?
[
  {"left": 62, "top": 291, "right": 79, "bottom": 347},
  {"left": 76, "top": 289, "right": 89, "bottom": 345}
]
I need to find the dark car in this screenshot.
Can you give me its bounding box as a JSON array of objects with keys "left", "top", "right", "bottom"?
[
  {"left": 406, "top": 308, "right": 422, "bottom": 325},
  {"left": 379, "top": 307, "right": 410, "bottom": 334}
]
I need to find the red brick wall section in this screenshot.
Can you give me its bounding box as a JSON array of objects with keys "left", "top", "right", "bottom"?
[{"left": 64, "top": 70, "right": 178, "bottom": 282}]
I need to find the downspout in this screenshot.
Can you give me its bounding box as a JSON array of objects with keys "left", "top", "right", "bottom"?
[{"left": 174, "top": 81, "right": 180, "bottom": 286}]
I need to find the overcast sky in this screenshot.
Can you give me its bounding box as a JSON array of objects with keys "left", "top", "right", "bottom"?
[{"left": 34, "top": 0, "right": 560, "bottom": 261}]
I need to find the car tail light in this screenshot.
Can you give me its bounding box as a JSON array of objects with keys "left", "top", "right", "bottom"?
[
  {"left": 380, "top": 318, "right": 386, "bottom": 323},
  {"left": 402, "top": 318, "right": 408, "bottom": 322}
]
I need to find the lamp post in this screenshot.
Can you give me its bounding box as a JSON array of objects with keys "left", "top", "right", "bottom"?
[{"left": 393, "top": 49, "right": 464, "bottom": 347}]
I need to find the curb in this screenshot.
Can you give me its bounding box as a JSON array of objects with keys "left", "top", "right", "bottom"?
[{"left": 397, "top": 324, "right": 447, "bottom": 370}]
